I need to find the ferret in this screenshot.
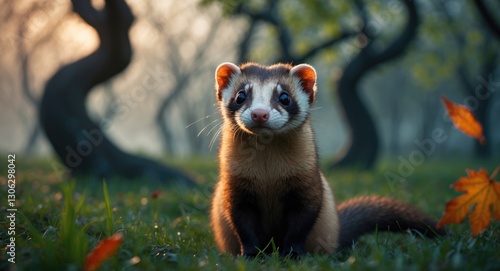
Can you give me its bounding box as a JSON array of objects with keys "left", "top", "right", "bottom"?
[{"left": 210, "top": 62, "right": 445, "bottom": 257}]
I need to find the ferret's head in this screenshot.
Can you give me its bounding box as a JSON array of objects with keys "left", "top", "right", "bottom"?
[{"left": 215, "top": 62, "right": 317, "bottom": 135}]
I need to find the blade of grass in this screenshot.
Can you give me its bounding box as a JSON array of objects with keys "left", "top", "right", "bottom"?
[
  {"left": 60, "top": 180, "right": 89, "bottom": 266},
  {"left": 102, "top": 180, "right": 114, "bottom": 236},
  {"left": 75, "top": 190, "right": 88, "bottom": 214},
  {"left": 18, "top": 211, "right": 58, "bottom": 268}
]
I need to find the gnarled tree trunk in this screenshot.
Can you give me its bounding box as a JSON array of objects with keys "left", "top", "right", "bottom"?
[
  {"left": 39, "top": 0, "right": 194, "bottom": 185},
  {"left": 332, "top": 0, "right": 420, "bottom": 169}
]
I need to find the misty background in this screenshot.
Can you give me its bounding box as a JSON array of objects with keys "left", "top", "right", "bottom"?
[{"left": 1, "top": 0, "right": 499, "bottom": 165}]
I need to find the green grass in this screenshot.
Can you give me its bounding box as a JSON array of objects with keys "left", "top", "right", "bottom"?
[{"left": 1, "top": 157, "right": 500, "bottom": 270}]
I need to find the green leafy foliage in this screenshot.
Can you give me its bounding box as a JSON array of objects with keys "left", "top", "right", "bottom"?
[
  {"left": 406, "top": 0, "right": 499, "bottom": 91},
  {"left": 201, "top": 0, "right": 499, "bottom": 97}
]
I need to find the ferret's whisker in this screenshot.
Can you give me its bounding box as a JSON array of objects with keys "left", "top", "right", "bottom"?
[
  {"left": 186, "top": 113, "right": 216, "bottom": 129},
  {"left": 197, "top": 119, "right": 221, "bottom": 137},
  {"left": 206, "top": 120, "right": 223, "bottom": 136},
  {"left": 209, "top": 126, "right": 223, "bottom": 151}
]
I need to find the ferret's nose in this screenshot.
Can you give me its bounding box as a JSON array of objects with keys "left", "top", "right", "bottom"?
[{"left": 251, "top": 109, "right": 269, "bottom": 123}]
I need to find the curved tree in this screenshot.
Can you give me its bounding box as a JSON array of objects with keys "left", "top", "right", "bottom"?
[
  {"left": 333, "top": 0, "right": 420, "bottom": 169},
  {"left": 205, "top": 0, "right": 420, "bottom": 169},
  {"left": 39, "top": 0, "right": 194, "bottom": 185}
]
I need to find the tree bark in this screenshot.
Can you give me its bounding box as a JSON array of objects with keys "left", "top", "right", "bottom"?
[
  {"left": 39, "top": 0, "right": 194, "bottom": 185},
  {"left": 332, "top": 0, "right": 420, "bottom": 169},
  {"left": 473, "top": 0, "right": 500, "bottom": 39}
]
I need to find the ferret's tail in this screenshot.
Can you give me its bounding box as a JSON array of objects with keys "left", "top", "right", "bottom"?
[{"left": 336, "top": 196, "right": 446, "bottom": 250}]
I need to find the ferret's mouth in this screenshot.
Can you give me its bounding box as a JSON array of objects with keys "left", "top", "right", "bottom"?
[
  {"left": 241, "top": 124, "right": 275, "bottom": 136},
  {"left": 242, "top": 121, "right": 289, "bottom": 136},
  {"left": 250, "top": 126, "right": 273, "bottom": 134},
  {"left": 237, "top": 118, "right": 286, "bottom": 135}
]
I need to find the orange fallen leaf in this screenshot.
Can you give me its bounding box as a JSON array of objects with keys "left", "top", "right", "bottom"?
[
  {"left": 441, "top": 96, "right": 486, "bottom": 144},
  {"left": 150, "top": 189, "right": 163, "bottom": 199},
  {"left": 84, "top": 232, "right": 123, "bottom": 271},
  {"left": 437, "top": 168, "right": 500, "bottom": 236}
]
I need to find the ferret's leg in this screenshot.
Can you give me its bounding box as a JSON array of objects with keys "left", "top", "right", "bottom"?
[
  {"left": 229, "top": 189, "right": 261, "bottom": 257},
  {"left": 281, "top": 187, "right": 321, "bottom": 257}
]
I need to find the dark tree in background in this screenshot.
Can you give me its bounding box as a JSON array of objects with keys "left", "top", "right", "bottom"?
[
  {"left": 39, "top": 0, "right": 194, "bottom": 185},
  {"left": 438, "top": 0, "right": 499, "bottom": 158},
  {"left": 333, "top": 0, "right": 419, "bottom": 169},
  {"left": 474, "top": 0, "right": 500, "bottom": 39},
  {"left": 470, "top": 0, "right": 500, "bottom": 158},
  {"left": 214, "top": 0, "right": 420, "bottom": 169}
]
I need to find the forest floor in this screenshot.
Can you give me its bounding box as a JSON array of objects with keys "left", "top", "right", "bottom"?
[{"left": 1, "top": 157, "right": 499, "bottom": 270}]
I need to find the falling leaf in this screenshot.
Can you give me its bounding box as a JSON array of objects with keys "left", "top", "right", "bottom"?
[
  {"left": 84, "top": 232, "right": 123, "bottom": 271},
  {"left": 437, "top": 168, "right": 500, "bottom": 236},
  {"left": 441, "top": 96, "right": 486, "bottom": 144}
]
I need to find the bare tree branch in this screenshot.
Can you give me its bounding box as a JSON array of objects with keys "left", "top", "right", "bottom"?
[
  {"left": 295, "top": 30, "right": 358, "bottom": 63},
  {"left": 155, "top": 18, "right": 222, "bottom": 153},
  {"left": 71, "top": 0, "right": 105, "bottom": 29},
  {"left": 234, "top": 0, "right": 357, "bottom": 63}
]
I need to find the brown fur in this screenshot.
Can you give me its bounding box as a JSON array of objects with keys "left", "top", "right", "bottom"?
[
  {"left": 336, "top": 196, "right": 446, "bottom": 249},
  {"left": 211, "top": 119, "right": 340, "bottom": 254},
  {"left": 210, "top": 62, "right": 444, "bottom": 257}
]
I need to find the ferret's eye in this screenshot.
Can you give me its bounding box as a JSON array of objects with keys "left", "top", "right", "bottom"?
[
  {"left": 279, "top": 92, "right": 291, "bottom": 106},
  {"left": 235, "top": 91, "right": 247, "bottom": 104}
]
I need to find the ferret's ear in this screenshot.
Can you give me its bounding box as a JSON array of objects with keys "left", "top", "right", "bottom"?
[
  {"left": 215, "top": 62, "right": 241, "bottom": 101},
  {"left": 290, "top": 64, "right": 317, "bottom": 103}
]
